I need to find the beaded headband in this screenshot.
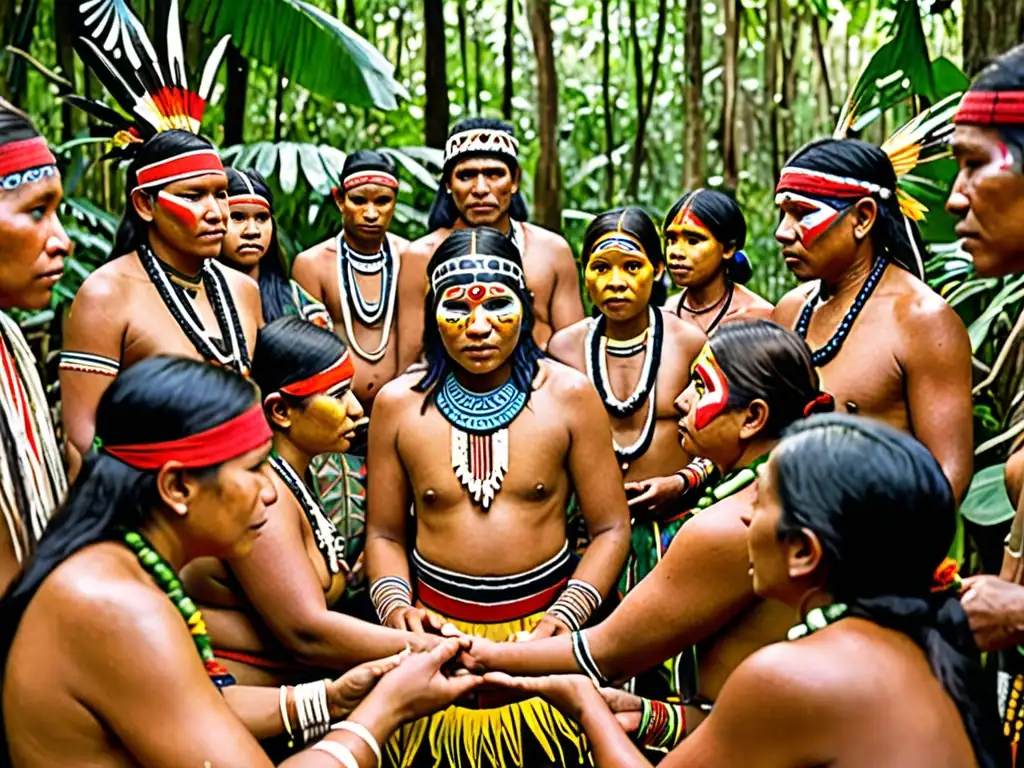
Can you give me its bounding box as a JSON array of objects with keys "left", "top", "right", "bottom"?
[
  {"left": 342, "top": 170, "right": 399, "bottom": 191},
  {"left": 228, "top": 171, "right": 270, "bottom": 210},
  {"left": 444, "top": 129, "right": 520, "bottom": 166},
  {"left": 103, "top": 403, "right": 271, "bottom": 470},
  {"left": 775, "top": 166, "right": 893, "bottom": 201},
  {"left": 134, "top": 149, "right": 226, "bottom": 192},
  {"left": 0, "top": 137, "right": 58, "bottom": 191},
  {"left": 279, "top": 351, "right": 356, "bottom": 398},
  {"left": 592, "top": 232, "right": 645, "bottom": 256},
  {"left": 953, "top": 90, "right": 1024, "bottom": 126}
]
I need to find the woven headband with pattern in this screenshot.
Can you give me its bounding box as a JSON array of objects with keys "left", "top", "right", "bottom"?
[{"left": 443, "top": 129, "right": 520, "bottom": 166}]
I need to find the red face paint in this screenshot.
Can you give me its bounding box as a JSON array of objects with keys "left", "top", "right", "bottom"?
[
  {"left": 157, "top": 190, "right": 201, "bottom": 229},
  {"left": 998, "top": 141, "right": 1017, "bottom": 172},
  {"left": 691, "top": 344, "right": 730, "bottom": 430},
  {"left": 775, "top": 191, "right": 843, "bottom": 247}
]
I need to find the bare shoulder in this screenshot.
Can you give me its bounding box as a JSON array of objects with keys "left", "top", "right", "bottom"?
[
  {"left": 406, "top": 229, "right": 450, "bottom": 260},
  {"left": 734, "top": 284, "right": 775, "bottom": 316},
  {"left": 772, "top": 282, "right": 815, "bottom": 327},
  {"left": 536, "top": 358, "right": 600, "bottom": 406},
  {"left": 68, "top": 257, "right": 140, "bottom": 325},
  {"left": 219, "top": 263, "right": 260, "bottom": 298},
  {"left": 546, "top": 318, "right": 591, "bottom": 363},
  {"left": 660, "top": 309, "right": 706, "bottom": 354},
  {"left": 725, "top": 630, "right": 853, "bottom": 705},
  {"left": 375, "top": 371, "right": 428, "bottom": 415},
  {"left": 389, "top": 233, "right": 412, "bottom": 252},
  {"left": 294, "top": 236, "right": 335, "bottom": 264},
  {"left": 524, "top": 223, "right": 574, "bottom": 260},
  {"left": 889, "top": 271, "right": 963, "bottom": 331}
]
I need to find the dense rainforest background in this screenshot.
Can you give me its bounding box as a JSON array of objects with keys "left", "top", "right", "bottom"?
[{"left": 2, "top": 0, "right": 1024, "bottom": 550}]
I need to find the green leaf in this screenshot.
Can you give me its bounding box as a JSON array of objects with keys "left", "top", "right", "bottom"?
[
  {"left": 298, "top": 143, "right": 332, "bottom": 196},
  {"left": 184, "top": 0, "right": 409, "bottom": 110},
  {"left": 380, "top": 148, "right": 439, "bottom": 191},
  {"left": 967, "top": 274, "right": 1024, "bottom": 352},
  {"left": 960, "top": 464, "right": 1016, "bottom": 526},
  {"left": 277, "top": 141, "right": 300, "bottom": 194}
]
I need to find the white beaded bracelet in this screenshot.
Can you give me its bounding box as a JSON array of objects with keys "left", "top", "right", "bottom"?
[
  {"left": 312, "top": 740, "right": 360, "bottom": 768},
  {"left": 331, "top": 721, "right": 382, "bottom": 767},
  {"left": 279, "top": 685, "right": 295, "bottom": 748}
]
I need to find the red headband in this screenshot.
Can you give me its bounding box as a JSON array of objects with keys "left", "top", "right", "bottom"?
[
  {"left": 228, "top": 194, "right": 271, "bottom": 210},
  {"left": 104, "top": 404, "right": 271, "bottom": 470},
  {"left": 953, "top": 90, "right": 1024, "bottom": 126},
  {"left": 280, "top": 352, "right": 356, "bottom": 398},
  {"left": 135, "top": 149, "right": 226, "bottom": 191},
  {"left": 776, "top": 167, "right": 892, "bottom": 200},
  {"left": 0, "top": 137, "right": 56, "bottom": 178},
  {"left": 342, "top": 171, "right": 399, "bottom": 191}
]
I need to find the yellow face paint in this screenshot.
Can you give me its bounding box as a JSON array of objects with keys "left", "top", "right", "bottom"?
[
  {"left": 435, "top": 281, "right": 523, "bottom": 373},
  {"left": 664, "top": 206, "right": 726, "bottom": 287},
  {"left": 585, "top": 230, "right": 656, "bottom": 317}
]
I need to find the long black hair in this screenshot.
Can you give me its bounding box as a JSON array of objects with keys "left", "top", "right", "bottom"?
[
  {"left": 709, "top": 320, "right": 833, "bottom": 439},
  {"left": 415, "top": 227, "right": 544, "bottom": 402},
  {"left": 969, "top": 43, "right": 1024, "bottom": 158},
  {"left": 111, "top": 130, "right": 218, "bottom": 261},
  {"left": 0, "top": 356, "right": 257, "bottom": 763},
  {"left": 773, "top": 414, "right": 1008, "bottom": 768},
  {"left": 583, "top": 207, "right": 666, "bottom": 307},
  {"left": 783, "top": 138, "right": 926, "bottom": 279},
  {"left": 664, "top": 189, "right": 752, "bottom": 284},
  {"left": 0, "top": 97, "right": 43, "bottom": 147},
  {"left": 251, "top": 316, "right": 347, "bottom": 411},
  {"left": 223, "top": 167, "right": 292, "bottom": 322},
  {"left": 427, "top": 117, "right": 529, "bottom": 231}
]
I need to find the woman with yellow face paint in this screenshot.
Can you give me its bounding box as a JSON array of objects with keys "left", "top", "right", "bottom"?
[
  {"left": 662, "top": 190, "right": 774, "bottom": 334},
  {"left": 182, "top": 316, "right": 441, "bottom": 690},
  {"left": 548, "top": 209, "right": 707, "bottom": 601}
]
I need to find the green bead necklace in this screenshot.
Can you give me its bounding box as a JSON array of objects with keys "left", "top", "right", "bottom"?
[
  {"left": 786, "top": 602, "right": 849, "bottom": 642},
  {"left": 121, "top": 529, "right": 236, "bottom": 690}
]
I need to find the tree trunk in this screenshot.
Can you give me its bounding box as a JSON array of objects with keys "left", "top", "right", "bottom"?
[
  {"left": 502, "top": 0, "right": 514, "bottom": 119},
  {"left": 344, "top": 0, "right": 357, "bottom": 29},
  {"left": 274, "top": 70, "right": 285, "bottom": 142},
  {"left": 627, "top": 0, "right": 668, "bottom": 199},
  {"left": 721, "top": 0, "right": 740, "bottom": 189},
  {"left": 527, "top": 0, "right": 561, "bottom": 230},
  {"left": 628, "top": 0, "right": 644, "bottom": 191},
  {"left": 766, "top": 0, "right": 779, "bottom": 183},
  {"left": 6, "top": 0, "right": 39, "bottom": 105},
  {"left": 780, "top": 6, "right": 801, "bottom": 162},
  {"left": 223, "top": 43, "right": 249, "bottom": 147},
  {"left": 474, "top": 5, "right": 483, "bottom": 115},
  {"left": 54, "top": 3, "right": 76, "bottom": 143},
  {"left": 395, "top": 9, "right": 405, "bottom": 79},
  {"left": 457, "top": 0, "right": 470, "bottom": 110},
  {"left": 602, "top": 0, "right": 614, "bottom": 205},
  {"left": 811, "top": 16, "right": 832, "bottom": 130},
  {"left": 682, "top": 0, "right": 703, "bottom": 189},
  {"left": 963, "top": 0, "right": 1024, "bottom": 76},
  {"left": 424, "top": 0, "right": 450, "bottom": 148}
]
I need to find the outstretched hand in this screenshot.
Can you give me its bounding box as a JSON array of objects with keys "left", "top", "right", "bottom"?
[
  {"left": 371, "top": 637, "right": 484, "bottom": 724},
  {"left": 482, "top": 671, "right": 600, "bottom": 721},
  {"left": 961, "top": 574, "right": 1024, "bottom": 651},
  {"left": 599, "top": 687, "right": 644, "bottom": 733},
  {"left": 625, "top": 475, "right": 684, "bottom": 519},
  {"left": 327, "top": 652, "right": 407, "bottom": 720}
]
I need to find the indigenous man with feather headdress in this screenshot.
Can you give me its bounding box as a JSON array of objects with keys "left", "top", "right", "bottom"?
[{"left": 58, "top": 0, "right": 261, "bottom": 477}]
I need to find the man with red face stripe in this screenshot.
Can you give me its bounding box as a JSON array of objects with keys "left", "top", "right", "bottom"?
[
  {"left": 771, "top": 138, "right": 974, "bottom": 504},
  {"left": 58, "top": 4, "right": 262, "bottom": 477}
]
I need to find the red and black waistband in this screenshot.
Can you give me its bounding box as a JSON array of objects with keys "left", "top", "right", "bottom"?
[{"left": 412, "top": 543, "right": 574, "bottom": 623}]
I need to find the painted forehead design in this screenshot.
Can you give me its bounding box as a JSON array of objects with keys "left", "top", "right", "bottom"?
[
  {"left": 441, "top": 282, "right": 512, "bottom": 301},
  {"left": 590, "top": 230, "right": 647, "bottom": 259},
  {"left": 430, "top": 255, "right": 526, "bottom": 296}
]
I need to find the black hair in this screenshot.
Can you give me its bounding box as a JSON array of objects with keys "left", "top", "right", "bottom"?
[
  {"left": 582, "top": 207, "right": 664, "bottom": 269},
  {"left": 339, "top": 149, "right": 397, "bottom": 194},
  {"left": 415, "top": 227, "right": 544, "bottom": 402},
  {"left": 427, "top": 118, "right": 529, "bottom": 231},
  {"left": 772, "top": 414, "right": 1008, "bottom": 768},
  {"left": 0, "top": 98, "right": 41, "bottom": 146},
  {"left": 969, "top": 43, "right": 1024, "bottom": 163},
  {"left": 708, "top": 320, "right": 832, "bottom": 440},
  {"left": 664, "top": 189, "right": 751, "bottom": 284},
  {"left": 111, "top": 130, "right": 218, "bottom": 261},
  {"left": 251, "top": 316, "right": 347, "bottom": 413},
  {"left": 223, "top": 167, "right": 292, "bottom": 322},
  {"left": 784, "top": 138, "right": 926, "bottom": 279},
  {"left": 0, "top": 356, "right": 257, "bottom": 761}
]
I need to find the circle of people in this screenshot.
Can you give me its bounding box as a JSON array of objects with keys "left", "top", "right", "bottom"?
[{"left": 0, "top": 5, "right": 1023, "bottom": 768}]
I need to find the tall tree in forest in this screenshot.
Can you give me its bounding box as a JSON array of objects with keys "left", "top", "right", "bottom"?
[
  {"left": 424, "top": 0, "right": 450, "bottom": 148},
  {"left": 528, "top": 0, "right": 562, "bottom": 230},
  {"left": 344, "top": 0, "right": 357, "bottom": 29},
  {"left": 224, "top": 42, "right": 249, "bottom": 146},
  {"left": 502, "top": 0, "right": 514, "bottom": 119},
  {"left": 963, "top": 0, "right": 1024, "bottom": 76},
  {"left": 721, "top": 0, "right": 740, "bottom": 189},
  {"left": 682, "top": 0, "right": 703, "bottom": 189},
  {"left": 627, "top": 0, "right": 668, "bottom": 198},
  {"left": 602, "top": 0, "right": 614, "bottom": 204},
  {"left": 458, "top": 0, "right": 470, "bottom": 109},
  {"left": 766, "top": 0, "right": 780, "bottom": 181}
]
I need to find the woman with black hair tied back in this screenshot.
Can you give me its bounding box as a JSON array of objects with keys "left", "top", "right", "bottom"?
[
  {"left": 662, "top": 190, "right": 773, "bottom": 334},
  {"left": 1, "top": 355, "right": 483, "bottom": 767},
  {"left": 183, "top": 316, "right": 440, "bottom": 688},
  {"left": 464, "top": 320, "right": 837, "bottom": 732},
  {"left": 772, "top": 134, "right": 974, "bottom": 505},
  {"left": 480, "top": 414, "right": 1006, "bottom": 768},
  {"left": 58, "top": 0, "right": 262, "bottom": 477},
  {"left": 220, "top": 167, "right": 332, "bottom": 327}
]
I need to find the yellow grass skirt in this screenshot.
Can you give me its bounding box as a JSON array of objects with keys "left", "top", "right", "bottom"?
[{"left": 384, "top": 607, "right": 590, "bottom": 768}]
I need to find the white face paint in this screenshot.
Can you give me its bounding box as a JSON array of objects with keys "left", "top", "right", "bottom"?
[{"left": 774, "top": 191, "right": 844, "bottom": 246}]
